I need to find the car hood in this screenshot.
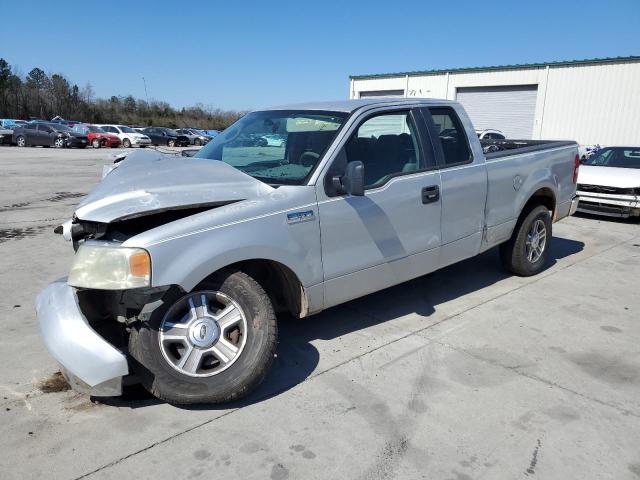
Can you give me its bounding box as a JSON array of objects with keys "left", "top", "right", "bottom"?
[
  {"left": 578, "top": 165, "right": 640, "bottom": 188},
  {"left": 74, "top": 149, "right": 274, "bottom": 223}
]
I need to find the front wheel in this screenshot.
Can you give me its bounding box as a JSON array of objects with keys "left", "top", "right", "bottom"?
[
  {"left": 500, "top": 205, "right": 552, "bottom": 276},
  {"left": 194, "top": 138, "right": 202, "bottom": 146},
  {"left": 129, "top": 269, "right": 277, "bottom": 404},
  {"left": 92, "top": 138, "right": 101, "bottom": 148},
  {"left": 53, "top": 137, "right": 65, "bottom": 148},
  {"left": 167, "top": 139, "right": 176, "bottom": 147},
  {"left": 16, "top": 136, "right": 26, "bottom": 147},
  {"left": 122, "top": 138, "right": 131, "bottom": 148}
]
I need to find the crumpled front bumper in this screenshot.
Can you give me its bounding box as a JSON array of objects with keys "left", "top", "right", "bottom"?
[
  {"left": 576, "top": 190, "right": 640, "bottom": 218},
  {"left": 35, "top": 279, "right": 129, "bottom": 396}
]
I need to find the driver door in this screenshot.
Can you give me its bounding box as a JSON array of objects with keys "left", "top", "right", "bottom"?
[{"left": 316, "top": 109, "right": 442, "bottom": 308}]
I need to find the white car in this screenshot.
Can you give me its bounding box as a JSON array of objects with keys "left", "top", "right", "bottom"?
[
  {"left": 576, "top": 146, "right": 640, "bottom": 218},
  {"left": 476, "top": 129, "right": 505, "bottom": 140},
  {"left": 96, "top": 124, "right": 152, "bottom": 148}
]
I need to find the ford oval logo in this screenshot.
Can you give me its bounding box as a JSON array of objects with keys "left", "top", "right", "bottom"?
[{"left": 199, "top": 325, "right": 207, "bottom": 340}]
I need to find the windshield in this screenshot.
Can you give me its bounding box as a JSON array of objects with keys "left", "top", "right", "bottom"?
[
  {"left": 195, "top": 110, "right": 347, "bottom": 185},
  {"left": 583, "top": 148, "right": 640, "bottom": 169},
  {"left": 119, "top": 126, "right": 137, "bottom": 133}
]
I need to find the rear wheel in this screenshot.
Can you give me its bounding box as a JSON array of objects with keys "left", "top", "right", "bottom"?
[
  {"left": 194, "top": 138, "right": 202, "bottom": 146},
  {"left": 16, "top": 136, "right": 26, "bottom": 147},
  {"left": 129, "top": 269, "right": 277, "bottom": 404},
  {"left": 500, "top": 205, "right": 552, "bottom": 276},
  {"left": 53, "top": 137, "right": 65, "bottom": 148},
  {"left": 123, "top": 138, "right": 131, "bottom": 148},
  {"left": 167, "top": 139, "right": 176, "bottom": 147},
  {"left": 92, "top": 138, "right": 101, "bottom": 148}
]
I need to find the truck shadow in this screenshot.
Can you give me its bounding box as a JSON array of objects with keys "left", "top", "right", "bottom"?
[{"left": 101, "top": 236, "right": 583, "bottom": 410}]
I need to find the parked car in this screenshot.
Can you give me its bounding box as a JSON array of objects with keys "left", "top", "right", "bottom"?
[
  {"left": 37, "top": 98, "right": 579, "bottom": 404},
  {"left": 204, "top": 129, "right": 220, "bottom": 137},
  {"left": 576, "top": 146, "right": 640, "bottom": 218},
  {"left": 13, "top": 122, "right": 88, "bottom": 148},
  {"left": 74, "top": 125, "right": 122, "bottom": 148},
  {"left": 175, "top": 128, "right": 211, "bottom": 146},
  {"left": 96, "top": 124, "right": 151, "bottom": 148},
  {"left": 1, "top": 119, "right": 26, "bottom": 128},
  {"left": 142, "top": 127, "right": 189, "bottom": 147},
  {"left": 476, "top": 129, "right": 506, "bottom": 140},
  {"left": 0, "top": 125, "right": 14, "bottom": 144}
]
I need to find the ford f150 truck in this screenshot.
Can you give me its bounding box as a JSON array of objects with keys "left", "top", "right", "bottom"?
[{"left": 36, "top": 98, "right": 580, "bottom": 404}]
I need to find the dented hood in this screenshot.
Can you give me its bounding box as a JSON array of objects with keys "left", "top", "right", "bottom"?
[{"left": 75, "top": 149, "right": 274, "bottom": 223}]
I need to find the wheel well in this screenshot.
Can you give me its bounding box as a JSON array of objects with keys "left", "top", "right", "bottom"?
[
  {"left": 202, "top": 260, "right": 307, "bottom": 319},
  {"left": 523, "top": 187, "right": 556, "bottom": 220}
]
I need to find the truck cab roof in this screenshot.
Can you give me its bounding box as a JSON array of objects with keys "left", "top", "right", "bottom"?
[{"left": 264, "top": 98, "right": 456, "bottom": 113}]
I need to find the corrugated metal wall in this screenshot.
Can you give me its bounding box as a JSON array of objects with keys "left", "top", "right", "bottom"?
[{"left": 351, "top": 59, "right": 640, "bottom": 146}]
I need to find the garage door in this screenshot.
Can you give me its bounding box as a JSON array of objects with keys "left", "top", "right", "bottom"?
[
  {"left": 359, "top": 90, "right": 405, "bottom": 98},
  {"left": 456, "top": 85, "right": 538, "bottom": 139}
]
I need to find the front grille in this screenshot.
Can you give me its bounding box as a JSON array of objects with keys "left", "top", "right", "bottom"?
[
  {"left": 577, "top": 184, "right": 636, "bottom": 195},
  {"left": 577, "top": 200, "right": 630, "bottom": 217}
]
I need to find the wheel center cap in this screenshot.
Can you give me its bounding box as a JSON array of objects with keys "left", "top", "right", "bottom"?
[{"left": 188, "top": 318, "right": 220, "bottom": 348}]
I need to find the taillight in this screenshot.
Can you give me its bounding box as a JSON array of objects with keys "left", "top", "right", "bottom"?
[{"left": 572, "top": 154, "right": 580, "bottom": 184}]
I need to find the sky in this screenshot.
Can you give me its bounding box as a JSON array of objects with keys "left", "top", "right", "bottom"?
[{"left": 1, "top": 0, "right": 638, "bottom": 111}]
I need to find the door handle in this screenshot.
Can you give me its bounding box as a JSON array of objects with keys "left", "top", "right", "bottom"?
[{"left": 421, "top": 185, "right": 440, "bottom": 204}]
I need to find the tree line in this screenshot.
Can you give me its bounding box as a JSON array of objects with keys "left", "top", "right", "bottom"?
[{"left": 0, "top": 58, "right": 244, "bottom": 130}]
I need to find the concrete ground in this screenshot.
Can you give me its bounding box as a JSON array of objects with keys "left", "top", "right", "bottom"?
[{"left": 0, "top": 145, "right": 639, "bottom": 480}]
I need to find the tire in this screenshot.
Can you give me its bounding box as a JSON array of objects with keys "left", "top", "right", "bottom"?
[
  {"left": 129, "top": 269, "right": 277, "bottom": 404},
  {"left": 194, "top": 138, "right": 202, "bottom": 146},
  {"left": 92, "top": 138, "right": 101, "bottom": 148},
  {"left": 123, "top": 138, "right": 131, "bottom": 148},
  {"left": 167, "top": 139, "right": 176, "bottom": 147},
  {"left": 54, "top": 138, "right": 65, "bottom": 148},
  {"left": 16, "top": 135, "right": 26, "bottom": 147},
  {"left": 500, "top": 205, "right": 552, "bottom": 276}
]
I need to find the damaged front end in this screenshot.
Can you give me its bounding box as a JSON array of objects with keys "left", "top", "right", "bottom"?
[{"left": 38, "top": 149, "right": 275, "bottom": 396}]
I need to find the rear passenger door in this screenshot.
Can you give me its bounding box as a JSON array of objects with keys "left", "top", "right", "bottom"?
[
  {"left": 317, "top": 108, "right": 442, "bottom": 308},
  {"left": 23, "top": 124, "right": 38, "bottom": 145},
  {"left": 421, "top": 107, "right": 487, "bottom": 268}
]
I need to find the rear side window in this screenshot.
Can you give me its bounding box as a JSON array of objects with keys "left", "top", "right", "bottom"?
[{"left": 428, "top": 108, "right": 471, "bottom": 166}]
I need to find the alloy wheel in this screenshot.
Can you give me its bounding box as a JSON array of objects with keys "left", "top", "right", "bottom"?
[
  {"left": 525, "top": 219, "right": 547, "bottom": 263},
  {"left": 159, "top": 291, "right": 248, "bottom": 377}
]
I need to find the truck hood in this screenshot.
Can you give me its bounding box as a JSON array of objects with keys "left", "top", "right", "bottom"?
[
  {"left": 75, "top": 149, "right": 274, "bottom": 223},
  {"left": 578, "top": 165, "right": 640, "bottom": 188}
]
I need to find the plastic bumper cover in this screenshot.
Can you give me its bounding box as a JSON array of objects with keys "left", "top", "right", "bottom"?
[{"left": 35, "top": 279, "right": 128, "bottom": 396}]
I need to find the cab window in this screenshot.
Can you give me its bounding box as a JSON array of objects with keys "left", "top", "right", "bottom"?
[
  {"left": 429, "top": 108, "right": 471, "bottom": 166},
  {"left": 343, "top": 111, "right": 423, "bottom": 188}
]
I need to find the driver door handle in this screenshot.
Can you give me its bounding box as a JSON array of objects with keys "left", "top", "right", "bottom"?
[{"left": 422, "top": 185, "right": 440, "bottom": 204}]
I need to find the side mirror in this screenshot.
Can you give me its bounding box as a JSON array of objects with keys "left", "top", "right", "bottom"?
[{"left": 332, "top": 161, "right": 364, "bottom": 196}]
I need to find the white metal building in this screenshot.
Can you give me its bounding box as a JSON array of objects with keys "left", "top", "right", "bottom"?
[{"left": 349, "top": 56, "right": 640, "bottom": 146}]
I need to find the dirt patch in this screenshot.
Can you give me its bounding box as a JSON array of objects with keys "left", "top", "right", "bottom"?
[
  {"left": 0, "top": 191, "right": 84, "bottom": 212},
  {"left": 37, "top": 372, "right": 71, "bottom": 393},
  {"left": 47, "top": 192, "right": 85, "bottom": 202},
  {"left": 0, "top": 225, "right": 51, "bottom": 243}
]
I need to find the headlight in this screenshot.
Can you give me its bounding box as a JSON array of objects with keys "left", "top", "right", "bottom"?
[{"left": 68, "top": 243, "right": 151, "bottom": 289}]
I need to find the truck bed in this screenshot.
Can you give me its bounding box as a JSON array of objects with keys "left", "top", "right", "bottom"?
[{"left": 481, "top": 139, "right": 576, "bottom": 159}]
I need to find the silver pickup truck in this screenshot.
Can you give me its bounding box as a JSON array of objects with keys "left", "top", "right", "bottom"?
[{"left": 36, "top": 98, "right": 580, "bottom": 404}]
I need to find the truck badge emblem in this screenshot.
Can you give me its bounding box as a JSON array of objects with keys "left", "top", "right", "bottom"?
[{"left": 287, "top": 210, "right": 315, "bottom": 224}]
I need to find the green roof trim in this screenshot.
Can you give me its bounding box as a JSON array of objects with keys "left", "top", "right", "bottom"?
[{"left": 350, "top": 56, "right": 640, "bottom": 80}]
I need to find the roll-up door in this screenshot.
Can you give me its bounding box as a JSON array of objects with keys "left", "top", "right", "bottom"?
[{"left": 456, "top": 85, "right": 538, "bottom": 139}]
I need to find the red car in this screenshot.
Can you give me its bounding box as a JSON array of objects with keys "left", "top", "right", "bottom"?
[{"left": 83, "top": 125, "right": 122, "bottom": 148}]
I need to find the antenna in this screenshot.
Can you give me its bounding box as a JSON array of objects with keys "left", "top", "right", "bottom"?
[{"left": 142, "top": 76, "right": 149, "bottom": 102}]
